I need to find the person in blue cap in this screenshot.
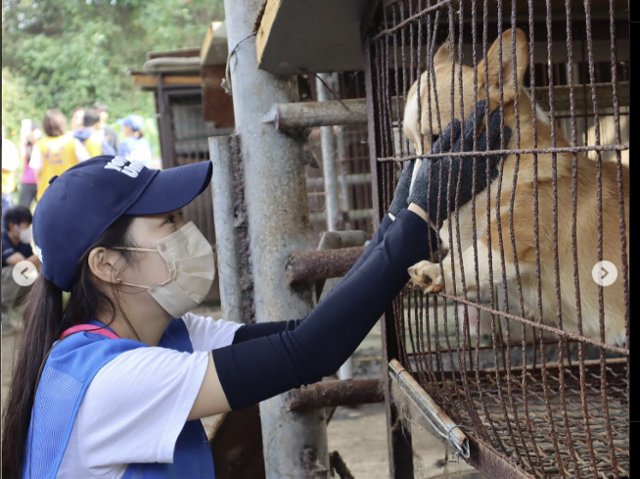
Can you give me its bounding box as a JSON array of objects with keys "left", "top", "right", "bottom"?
[
  {"left": 117, "top": 114, "right": 153, "bottom": 167},
  {"left": 1, "top": 101, "right": 508, "bottom": 478}
]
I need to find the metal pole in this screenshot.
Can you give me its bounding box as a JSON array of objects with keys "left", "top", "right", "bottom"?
[
  {"left": 316, "top": 75, "right": 351, "bottom": 394},
  {"left": 316, "top": 73, "right": 341, "bottom": 232},
  {"left": 336, "top": 125, "right": 352, "bottom": 230},
  {"left": 222, "top": 1, "right": 329, "bottom": 477},
  {"left": 334, "top": 123, "right": 352, "bottom": 390}
]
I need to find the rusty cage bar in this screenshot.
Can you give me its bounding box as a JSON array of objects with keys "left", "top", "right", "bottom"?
[{"left": 363, "top": 0, "right": 629, "bottom": 478}]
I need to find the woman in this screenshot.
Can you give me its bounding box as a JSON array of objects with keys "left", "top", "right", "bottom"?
[
  {"left": 1, "top": 104, "right": 505, "bottom": 478},
  {"left": 29, "top": 110, "right": 90, "bottom": 201},
  {"left": 18, "top": 120, "right": 42, "bottom": 209}
]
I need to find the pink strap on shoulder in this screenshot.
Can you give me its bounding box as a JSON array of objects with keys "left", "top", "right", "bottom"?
[{"left": 59, "top": 324, "right": 120, "bottom": 340}]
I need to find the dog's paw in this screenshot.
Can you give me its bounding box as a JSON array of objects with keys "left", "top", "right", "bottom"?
[{"left": 408, "top": 261, "right": 444, "bottom": 294}]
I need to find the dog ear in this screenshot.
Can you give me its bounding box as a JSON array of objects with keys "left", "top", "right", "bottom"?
[
  {"left": 478, "top": 28, "right": 529, "bottom": 103},
  {"left": 432, "top": 40, "right": 453, "bottom": 67}
]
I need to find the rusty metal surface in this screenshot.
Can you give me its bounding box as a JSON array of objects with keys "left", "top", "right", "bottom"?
[
  {"left": 467, "top": 437, "right": 535, "bottom": 479},
  {"left": 286, "top": 247, "right": 366, "bottom": 285},
  {"left": 364, "top": 36, "right": 416, "bottom": 479},
  {"left": 363, "top": 0, "right": 630, "bottom": 478},
  {"left": 201, "top": 65, "right": 235, "bottom": 128},
  {"left": 329, "top": 451, "right": 356, "bottom": 479},
  {"left": 263, "top": 81, "right": 630, "bottom": 131},
  {"left": 210, "top": 135, "right": 256, "bottom": 324},
  {"left": 389, "top": 359, "right": 470, "bottom": 459},
  {"left": 303, "top": 447, "right": 330, "bottom": 479},
  {"left": 266, "top": 99, "right": 369, "bottom": 130},
  {"left": 286, "top": 379, "right": 384, "bottom": 412}
]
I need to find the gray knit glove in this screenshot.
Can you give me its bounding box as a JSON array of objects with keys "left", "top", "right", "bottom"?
[
  {"left": 407, "top": 100, "right": 511, "bottom": 226},
  {"left": 388, "top": 159, "right": 416, "bottom": 217}
]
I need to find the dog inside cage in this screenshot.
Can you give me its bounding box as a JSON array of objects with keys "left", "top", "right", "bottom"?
[
  {"left": 402, "top": 26, "right": 629, "bottom": 348},
  {"left": 367, "top": 0, "right": 629, "bottom": 477}
]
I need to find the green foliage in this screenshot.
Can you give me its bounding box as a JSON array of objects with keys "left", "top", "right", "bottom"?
[
  {"left": 2, "top": 68, "right": 38, "bottom": 144},
  {"left": 2, "top": 0, "right": 224, "bottom": 158}
]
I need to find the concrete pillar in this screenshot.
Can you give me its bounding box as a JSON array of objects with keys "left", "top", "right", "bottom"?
[{"left": 222, "top": 1, "right": 329, "bottom": 476}]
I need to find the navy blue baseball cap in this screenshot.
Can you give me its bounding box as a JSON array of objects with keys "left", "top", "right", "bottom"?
[{"left": 33, "top": 155, "right": 212, "bottom": 292}]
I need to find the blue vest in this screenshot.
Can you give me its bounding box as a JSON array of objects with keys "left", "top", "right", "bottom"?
[{"left": 23, "top": 319, "right": 215, "bottom": 479}]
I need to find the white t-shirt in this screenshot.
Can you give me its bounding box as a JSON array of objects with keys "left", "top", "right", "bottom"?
[
  {"left": 2, "top": 138, "right": 20, "bottom": 171},
  {"left": 28, "top": 138, "right": 90, "bottom": 171},
  {"left": 56, "top": 312, "right": 242, "bottom": 479}
]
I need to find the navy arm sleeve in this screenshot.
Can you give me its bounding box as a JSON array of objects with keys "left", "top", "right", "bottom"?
[
  {"left": 213, "top": 209, "right": 432, "bottom": 411},
  {"left": 231, "top": 213, "right": 396, "bottom": 344}
]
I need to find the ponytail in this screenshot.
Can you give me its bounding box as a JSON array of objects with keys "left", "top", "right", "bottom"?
[
  {"left": 1, "top": 214, "right": 137, "bottom": 478},
  {"left": 1, "top": 277, "right": 66, "bottom": 478}
]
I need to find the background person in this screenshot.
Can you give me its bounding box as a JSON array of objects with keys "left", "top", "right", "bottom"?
[
  {"left": 18, "top": 120, "right": 42, "bottom": 209},
  {"left": 2, "top": 124, "right": 20, "bottom": 216},
  {"left": 29, "top": 110, "right": 91, "bottom": 201},
  {"left": 74, "top": 108, "right": 117, "bottom": 156},
  {"left": 70, "top": 107, "right": 85, "bottom": 133},
  {"left": 94, "top": 102, "right": 119, "bottom": 154},
  {"left": 1, "top": 205, "right": 39, "bottom": 336},
  {"left": 117, "top": 114, "right": 152, "bottom": 167}
]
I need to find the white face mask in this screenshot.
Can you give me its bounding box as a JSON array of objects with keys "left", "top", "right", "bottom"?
[
  {"left": 116, "top": 221, "right": 216, "bottom": 318},
  {"left": 19, "top": 227, "right": 33, "bottom": 244}
]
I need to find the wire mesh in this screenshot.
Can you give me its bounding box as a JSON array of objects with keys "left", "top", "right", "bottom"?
[{"left": 364, "top": 1, "right": 629, "bottom": 477}]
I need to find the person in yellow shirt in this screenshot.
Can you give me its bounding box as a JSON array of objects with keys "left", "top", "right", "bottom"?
[
  {"left": 73, "top": 109, "right": 116, "bottom": 157},
  {"left": 2, "top": 124, "right": 20, "bottom": 216},
  {"left": 29, "top": 110, "right": 90, "bottom": 201}
]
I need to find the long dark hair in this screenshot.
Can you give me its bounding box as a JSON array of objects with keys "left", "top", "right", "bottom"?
[{"left": 1, "top": 215, "right": 137, "bottom": 478}]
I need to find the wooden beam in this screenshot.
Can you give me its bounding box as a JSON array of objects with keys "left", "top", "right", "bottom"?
[
  {"left": 132, "top": 74, "right": 202, "bottom": 89},
  {"left": 256, "top": 0, "right": 371, "bottom": 75},
  {"left": 201, "top": 66, "right": 235, "bottom": 128},
  {"left": 200, "top": 21, "right": 229, "bottom": 67},
  {"left": 147, "top": 47, "right": 201, "bottom": 61}
]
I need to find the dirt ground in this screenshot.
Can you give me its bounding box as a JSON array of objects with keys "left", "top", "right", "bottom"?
[{"left": 1, "top": 307, "right": 481, "bottom": 478}]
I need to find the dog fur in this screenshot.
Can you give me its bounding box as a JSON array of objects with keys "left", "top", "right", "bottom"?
[{"left": 403, "top": 28, "right": 630, "bottom": 347}]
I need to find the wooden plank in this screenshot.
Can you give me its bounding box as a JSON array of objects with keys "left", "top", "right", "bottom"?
[
  {"left": 256, "top": 0, "right": 372, "bottom": 75},
  {"left": 201, "top": 66, "right": 235, "bottom": 128},
  {"left": 132, "top": 74, "right": 202, "bottom": 89},
  {"left": 200, "top": 21, "right": 229, "bottom": 67},
  {"left": 147, "top": 47, "right": 201, "bottom": 61},
  {"left": 255, "top": 0, "right": 628, "bottom": 75}
]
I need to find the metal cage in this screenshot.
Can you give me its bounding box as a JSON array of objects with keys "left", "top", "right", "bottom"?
[{"left": 363, "top": 0, "right": 629, "bottom": 478}]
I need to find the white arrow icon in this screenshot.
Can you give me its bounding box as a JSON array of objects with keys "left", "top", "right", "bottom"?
[
  {"left": 592, "top": 261, "right": 618, "bottom": 287},
  {"left": 12, "top": 261, "right": 38, "bottom": 287}
]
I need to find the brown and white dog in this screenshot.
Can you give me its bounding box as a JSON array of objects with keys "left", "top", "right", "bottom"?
[{"left": 403, "top": 29, "right": 630, "bottom": 347}]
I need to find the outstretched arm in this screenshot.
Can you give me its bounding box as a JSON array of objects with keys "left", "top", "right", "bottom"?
[{"left": 190, "top": 206, "right": 432, "bottom": 417}]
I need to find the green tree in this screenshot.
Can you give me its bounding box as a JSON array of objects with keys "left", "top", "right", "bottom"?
[{"left": 2, "top": 0, "right": 224, "bottom": 156}]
